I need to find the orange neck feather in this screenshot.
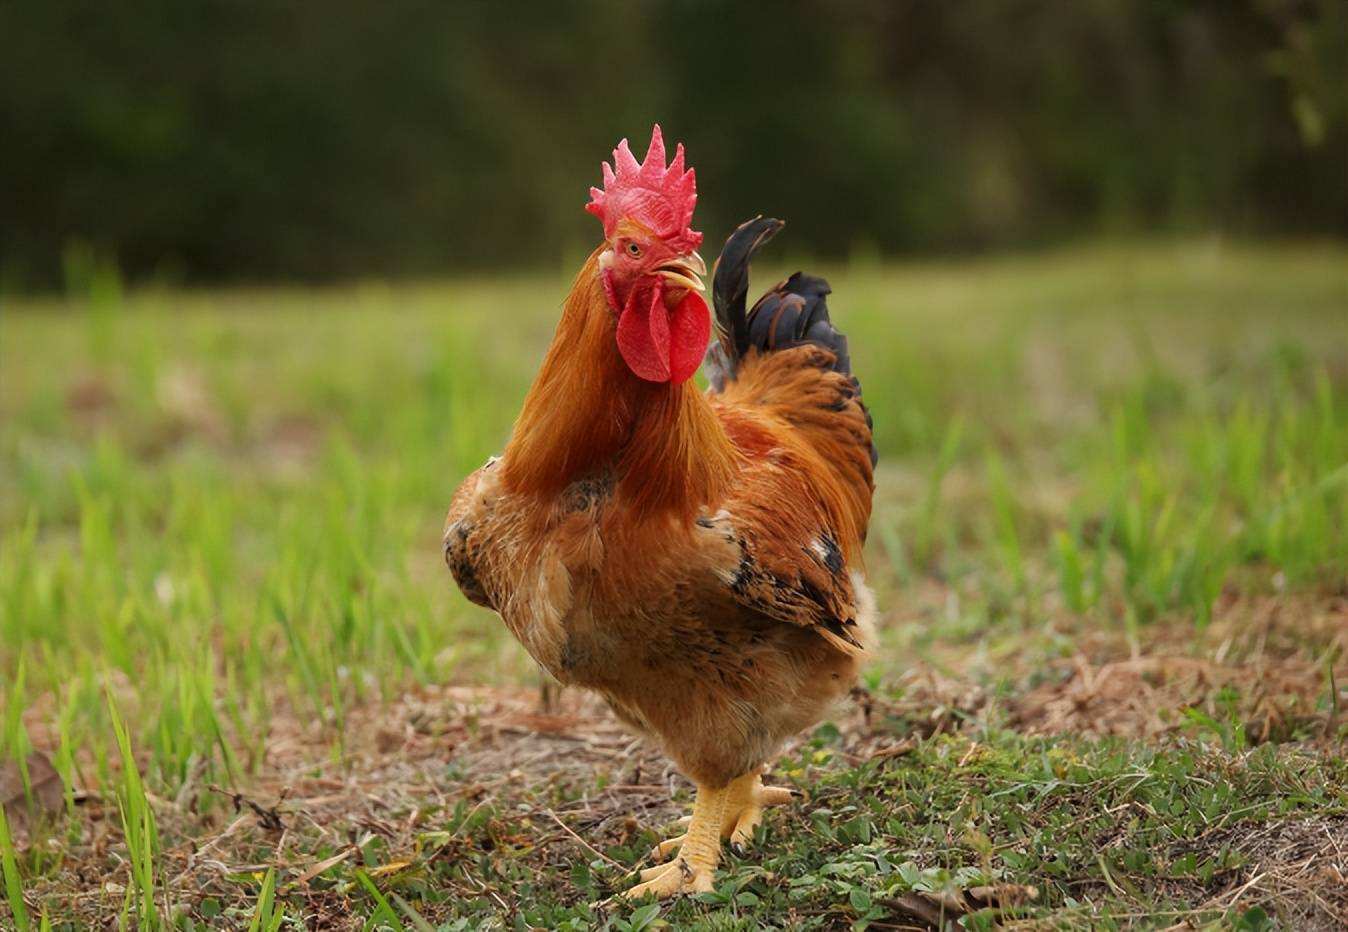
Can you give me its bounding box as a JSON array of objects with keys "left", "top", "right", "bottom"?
[{"left": 501, "top": 248, "right": 738, "bottom": 521}]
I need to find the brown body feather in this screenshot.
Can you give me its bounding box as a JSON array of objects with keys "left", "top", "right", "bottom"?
[{"left": 445, "top": 242, "right": 875, "bottom": 787}]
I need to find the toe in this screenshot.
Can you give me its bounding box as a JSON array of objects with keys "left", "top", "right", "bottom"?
[
  {"left": 757, "top": 785, "right": 797, "bottom": 807},
  {"left": 729, "top": 807, "right": 763, "bottom": 851},
  {"left": 622, "top": 858, "right": 702, "bottom": 900},
  {"left": 638, "top": 862, "right": 676, "bottom": 883},
  {"left": 652, "top": 832, "right": 686, "bottom": 860},
  {"left": 621, "top": 873, "right": 674, "bottom": 900}
]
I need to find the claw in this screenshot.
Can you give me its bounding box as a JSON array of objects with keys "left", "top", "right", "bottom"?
[{"left": 729, "top": 806, "right": 763, "bottom": 850}]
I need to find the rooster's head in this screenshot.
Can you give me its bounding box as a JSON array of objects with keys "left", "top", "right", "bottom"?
[{"left": 587, "top": 125, "right": 708, "bottom": 385}]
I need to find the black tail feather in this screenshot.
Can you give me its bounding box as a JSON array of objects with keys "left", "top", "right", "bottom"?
[
  {"left": 705, "top": 216, "right": 877, "bottom": 467},
  {"left": 711, "top": 215, "right": 784, "bottom": 360},
  {"left": 709, "top": 215, "right": 856, "bottom": 382}
]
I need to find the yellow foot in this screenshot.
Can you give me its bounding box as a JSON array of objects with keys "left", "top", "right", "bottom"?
[
  {"left": 725, "top": 773, "right": 797, "bottom": 853},
  {"left": 650, "top": 771, "right": 797, "bottom": 862},
  {"left": 624, "top": 780, "right": 731, "bottom": 900},
  {"left": 624, "top": 857, "right": 715, "bottom": 898}
]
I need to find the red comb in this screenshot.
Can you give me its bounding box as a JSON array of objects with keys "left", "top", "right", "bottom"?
[{"left": 586, "top": 124, "right": 702, "bottom": 252}]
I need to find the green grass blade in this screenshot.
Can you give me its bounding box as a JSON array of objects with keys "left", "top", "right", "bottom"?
[
  {"left": 355, "top": 870, "right": 407, "bottom": 932},
  {"left": 0, "top": 805, "right": 30, "bottom": 932}
]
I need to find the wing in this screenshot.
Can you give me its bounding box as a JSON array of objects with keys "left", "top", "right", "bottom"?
[{"left": 693, "top": 458, "right": 872, "bottom": 658}]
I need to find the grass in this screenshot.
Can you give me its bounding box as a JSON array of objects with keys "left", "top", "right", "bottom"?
[{"left": 1, "top": 239, "right": 1346, "bottom": 928}]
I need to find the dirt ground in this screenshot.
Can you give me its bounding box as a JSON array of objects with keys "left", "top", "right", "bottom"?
[{"left": 6, "top": 589, "right": 1347, "bottom": 929}]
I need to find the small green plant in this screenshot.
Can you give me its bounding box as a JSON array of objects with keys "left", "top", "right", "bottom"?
[
  {"left": 0, "top": 805, "right": 30, "bottom": 932},
  {"left": 109, "top": 696, "right": 163, "bottom": 929},
  {"left": 246, "top": 869, "right": 285, "bottom": 932},
  {"left": 354, "top": 870, "right": 408, "bottom": 931}
]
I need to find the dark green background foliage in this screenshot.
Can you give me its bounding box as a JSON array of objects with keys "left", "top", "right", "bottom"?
[{"left": 2, "top": 0, "right": 1344, "bottom": 286}]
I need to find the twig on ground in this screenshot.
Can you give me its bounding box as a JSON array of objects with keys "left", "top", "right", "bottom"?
[{"left": 545, "top": 808, "right": 623, "bottom": 869}]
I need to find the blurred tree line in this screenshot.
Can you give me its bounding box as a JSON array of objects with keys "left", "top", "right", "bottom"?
[{"left": 2, "top": 0, "right": 1344, "bottom": 288}]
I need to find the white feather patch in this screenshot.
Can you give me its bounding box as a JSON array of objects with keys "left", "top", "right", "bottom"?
[{"left": 849, "top": 570, "right": 878, "bottom": 652}]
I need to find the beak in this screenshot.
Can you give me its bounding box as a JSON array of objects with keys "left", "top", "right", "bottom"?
[{"left": 656, "top": 250, "right": 707, "bottom": 292}]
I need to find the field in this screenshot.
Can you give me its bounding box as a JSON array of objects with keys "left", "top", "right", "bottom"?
[{"left": 2, "top": 241, "right": 1347, "bottom": 929}]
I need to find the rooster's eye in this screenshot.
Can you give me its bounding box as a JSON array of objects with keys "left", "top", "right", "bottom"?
[{"left": 625, "top": 242, "right": 642, "bottom": 258}]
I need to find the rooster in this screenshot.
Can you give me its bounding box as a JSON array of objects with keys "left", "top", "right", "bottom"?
[{"left": 444, "top": 125, "right": 876, "bottom": 899}]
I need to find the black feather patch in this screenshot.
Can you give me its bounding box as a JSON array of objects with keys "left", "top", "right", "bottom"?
[
  {"left": 813, "top": 534, "right": 845, "bottom": 574},
  {"left": 444, "top": 520, "right": 492, "bottom": 609},
  {"left": 705, "top": 216, "right": 878, "bottom": 468},
  {"left": 711, "top": 216, "right": 784, "bottom": 361}
]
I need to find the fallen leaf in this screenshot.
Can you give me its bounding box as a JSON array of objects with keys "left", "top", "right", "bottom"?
[
  {"left": 0, "top": 752, "right": 65, "bottom": 833},
  {"left": 870, "top": 738, "right": 917, "bottom": 761},
  {"left": 366, "top": 859, "right": 413, "bottom": 878},
  {"left": 968, "top": 883, "right": 1039, "bottom": 906},
  {"left": 879, "top": 883, "right": 1040, "bottom": 928},
  {"left": 293, "top": 847, "right": 356, "bottom": 885}
]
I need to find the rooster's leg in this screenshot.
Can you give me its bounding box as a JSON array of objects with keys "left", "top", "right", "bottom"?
[
  {"left": 650, "top": 769, "right": 797, "bottom": 861},
  {"left": 623, "top": 782, "right": 730, "bottom": 899}
]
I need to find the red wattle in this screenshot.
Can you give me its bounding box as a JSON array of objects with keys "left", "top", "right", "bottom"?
[
  {"left": 666, "top": 290, "right": 710, "bottom": 383},
  {"left": 615, "top": 279, "right": 710, "bottom": 384},
  {"left": 616, "top": 281, "right": 670, "bottom": 382}
]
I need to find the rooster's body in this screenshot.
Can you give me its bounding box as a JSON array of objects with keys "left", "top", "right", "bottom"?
[{"left": 444, "top": 130, "right": 875, "bottom": 898}]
